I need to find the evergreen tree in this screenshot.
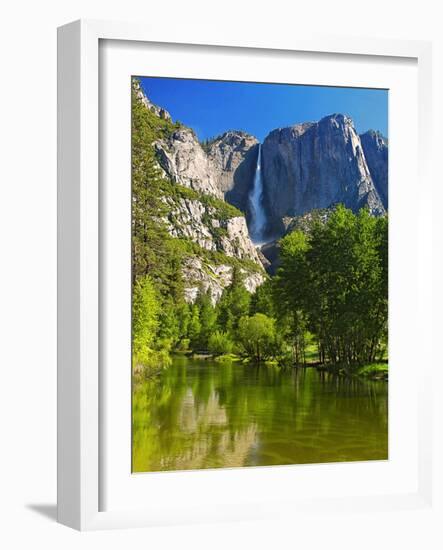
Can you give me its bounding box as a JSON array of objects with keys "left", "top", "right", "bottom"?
[
  {"left": 188, "top": 305, "right": 202, "bottom": 349},
  {"left": 195, "top": 289, "right": 217, "bottom": 349},
  {"left": 217, "top": 267, "right": 251, "bottom": 334}
]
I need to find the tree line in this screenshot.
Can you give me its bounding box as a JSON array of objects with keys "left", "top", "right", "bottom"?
[
  {"left": 132, "top": 266, "right": 280, "bottom": 372},
  {"left": 133, "top": 205, "right": 388, "bottom": 374}
]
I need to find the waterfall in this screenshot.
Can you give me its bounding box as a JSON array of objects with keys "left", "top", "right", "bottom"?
[{"left": 248, "top": 145, "right": 267, "bottom": 243}]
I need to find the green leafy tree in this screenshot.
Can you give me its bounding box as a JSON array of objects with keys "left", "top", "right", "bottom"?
[
  {"left": 208, "top": 331, "right": 233, "bottom": 356},
  {"left": 249, "top": 279, "right": 274, "bottom": 316},
  {"left": 237, "top": 313, "right": 277, "bottom": 363},
  {"left": 272, "top": 230, "right": 310, "bottom": 364},
  {"left": 132, "top": 276, "right": 159, "bottom": 362},
  {"left": 132, "top": 276, "right": 171, "bottom": 371},
  {"left": 157, "top": 298, "right": 180, "bottom": 349},
  {"left": 275, "top": 205, "right": 388, "bottom": 367}
]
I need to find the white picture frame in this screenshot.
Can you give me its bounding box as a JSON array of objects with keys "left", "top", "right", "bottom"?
[{"left": 57, "top": 19, "right": 434, "bottom": 531}]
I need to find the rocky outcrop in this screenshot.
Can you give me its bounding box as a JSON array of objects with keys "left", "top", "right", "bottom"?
[
  {"left": 133, "top": 80, "right": 172, "bottom": 121},
  {"left": 163, "top": 197, "right": 215, "bottom": 251},
  {"left": 259, "top": 241, "right": 280, "bottom": 275},
  {"left": 163, "top": 196, "right": 262, "bottom": 265},
  {"left": 360, "top": 130, "right": 388, "bottom": 209},
  {"left": 155, "top": 128, "right": 223, "bottom": 198},
  {"left": 207, "top": 131, "right": 259, "bottom": 211},
  {"left": 219, "top": 217, "right": 262, "bottom": 263},
  {"left": 283, "top": 207, "right": 336, "bottom": 236},
  {"left": 261, "top": 114, "right": 386, "bottom": 238},
  {"left": 182, "top": 257, "right": 266, "bottom": 305}
]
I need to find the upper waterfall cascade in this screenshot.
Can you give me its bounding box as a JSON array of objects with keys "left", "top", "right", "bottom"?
[{"left": 248, "top": 145, "right": 267, "bottom": 243}]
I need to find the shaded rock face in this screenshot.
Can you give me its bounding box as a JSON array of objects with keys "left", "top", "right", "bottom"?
[
  {"left": 360, "top": 130, "right": 388, "bottom": 209},
  {"left": 207, "top": 131, "right": 259, "bottom": 211},
  {"left": 261, "top": 114, "right": 386, "bottom": 238},
  {"left": 182, "top": 257, "right": 265, "bottom": 305},
  {"left": 259, "top": 241, "right": 280, "bottom": 275},
  {"left": 155, "top": 129, "right": 223, "bottom": 198}
]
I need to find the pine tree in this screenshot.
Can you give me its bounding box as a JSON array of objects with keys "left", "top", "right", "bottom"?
[
  {"left": 188, "top": 305, "right": 202, "bottom": 349},
  {"left": 195, "top": 289, "right": 217, "bottom": 348}
]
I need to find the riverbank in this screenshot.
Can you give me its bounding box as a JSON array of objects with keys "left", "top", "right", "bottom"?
[
  {"left": 356, "top": 363, "right": 389, "bottom": 380},
  {"left": 183, "top": 350, "right": 389, "bottom": 381},
  {"left": 315, "top": 362, "right": 388, "bottom": 380}
]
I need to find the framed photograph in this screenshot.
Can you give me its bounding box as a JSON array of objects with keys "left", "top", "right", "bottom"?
[{"left": 57, "top": 19, "right": 434, "bottom": 530}]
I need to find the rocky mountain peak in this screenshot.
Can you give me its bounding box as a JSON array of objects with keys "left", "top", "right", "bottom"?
[
  {"left": 207, "top": 130, "right": 259, "bottom": 211},
  {"left": 155, "top": 127, "right": 224, "bottom": 199},
  {"left": 320, "top": 112, "right": 354, "bottom": 127},
  {"left": 360, "top": 130, "right": 388, "bottom": 155},
  {"left": 212, "top": 130, "right": 258, "bottom": 149},
  {"left": 317, "top": 114, "right": 359, "bottom": 144},
  {"left": 266, "top": 122, "right": 314, "bottom": 143},
  {"left": 260, "top": 113, "right": 385, "bottom": 238}
]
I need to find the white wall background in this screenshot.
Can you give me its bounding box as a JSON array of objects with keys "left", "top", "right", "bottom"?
[{"left": 0, "top": 0, "right": 441, "bottom": 547}]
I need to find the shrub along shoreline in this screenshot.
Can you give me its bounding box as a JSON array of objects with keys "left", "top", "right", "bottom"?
[{"left": 185, "top": 351, "right": 389, "bottom": 381}]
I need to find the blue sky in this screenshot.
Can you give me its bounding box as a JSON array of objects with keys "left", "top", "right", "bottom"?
[{"left": 139, "top": 77, "right": 388, "bottom": 143}]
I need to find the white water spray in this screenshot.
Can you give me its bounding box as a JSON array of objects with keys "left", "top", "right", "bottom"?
[{"left": 249, "top": 144, "right": 267, "bottom": 243}]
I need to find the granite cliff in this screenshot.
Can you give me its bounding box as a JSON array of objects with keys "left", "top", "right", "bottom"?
[
  {"left": 260, "top": 114, "right": 386, "bottom": 238},
  {"left": 155, "top": 127, "right": 224, "bottom": 199},
  {"left": 360, "top": 130, "right": 389, "bottom": 209},
  {"left": 206, "top": 131, "right": 259, "bottom": 212}
]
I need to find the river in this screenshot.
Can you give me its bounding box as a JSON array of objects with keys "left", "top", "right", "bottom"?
[{"left": 132, "top": 355, "right": 388, "bottom": 472}]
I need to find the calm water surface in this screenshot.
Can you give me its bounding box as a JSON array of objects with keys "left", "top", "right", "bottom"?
[{"left": 132, "top": 355, "right": 388, "bottom": 472}]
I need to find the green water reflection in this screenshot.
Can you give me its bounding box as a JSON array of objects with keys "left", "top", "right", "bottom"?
[{"left": 132, "top": 355, "right": 388, "bottom": 472}]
